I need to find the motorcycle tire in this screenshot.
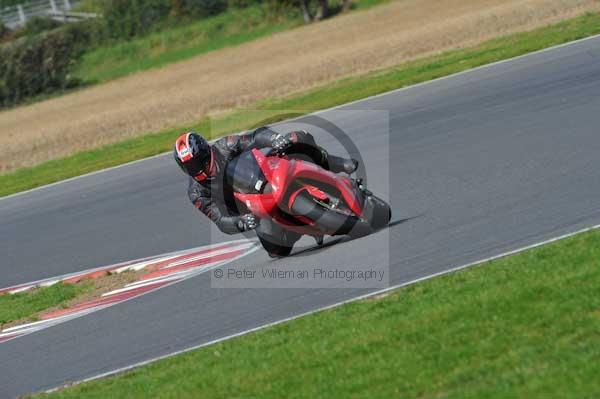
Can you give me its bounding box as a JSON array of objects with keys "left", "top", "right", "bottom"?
[
  {"left": 258, "top": 236, "right": 293, "bottom": 258},
  {"left": 290, "top": 191, "right": 373, "bottom": 238},
  {"left": 362, "top": 194, "right": 392, "bottom": 231}
]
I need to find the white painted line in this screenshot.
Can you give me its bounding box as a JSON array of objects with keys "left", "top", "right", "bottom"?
[
  {"left": 112, "top": 254, "right": 180, "bottom": 274},
  {"left": 111, "top": 245, "right": 235, "bottom": 274},
  {"left": 160, "top": 243, "right": 255, "bottom": 270},
  {"left": 45, "top": 222, "right": 600, "bottom": 393},
  {"left": 309, "top": 32, "right": 600, "bottom": 116},
  {"left": 7, "top": 278, "right": 61, "bottom": 294},
  {"left": 0, "top": 152, "right": 171, "bottom": 202},
  {"left": 101, "top": 276, "right": 184, "bottom": 297},
  {"left": 1, "top": 306, "right": 104, "bottom": 334},
  {"left": 111, "top": 247, "right": 259, "bottom": 294},
  {"left": 3, "top": 33, "right": 600, "bottom": 203},
  {"left": 121, "top": 268, "right": 207, "bottom": 289},
  {"left": 0, "top": 306, "right": 115, "bottom": 340},
  {"left": 119, "top": 257, "right": 240, "bottom": 291},
  {"left": 7, "top": 286, "right": 38, "bottom": 295},
  {"left": 115, "top": 241, "right": 256, "bottom": 274},
  {"left": 39, "top": 279, "right": 62, "bottom": 288}
]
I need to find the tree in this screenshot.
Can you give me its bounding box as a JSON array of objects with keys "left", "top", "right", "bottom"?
[
  {"left": 299, "top": 0, "right": 327, "bottom": 22},
  {"left": 314, "top": 0, "right": 328, "bottom": 20},
  {"left": 298, "top": 0, "right": 351, "bottom": 23},
  {"left": 300, "top": 0, "right": 312, "bottom": 22}
]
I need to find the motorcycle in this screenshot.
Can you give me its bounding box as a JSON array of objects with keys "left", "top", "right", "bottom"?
[{"left": 226, "top": 148, "right": 391, "bottom": 257}]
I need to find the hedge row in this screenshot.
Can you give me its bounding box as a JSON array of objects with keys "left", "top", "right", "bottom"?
[
  {"left": 0, "top": 0, "right": 285, "bottom": 107},
  {"left": 0, "top": 21, "right": 99, "bottom": 106},
  {"left": 102, "top": 0, "right": 255, "bottom": 39}
]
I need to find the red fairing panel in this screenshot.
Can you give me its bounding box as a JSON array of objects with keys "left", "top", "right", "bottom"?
[
  {"left": 288, "top": 164, "right": 363, "bottom": 217},
  {"left": 234, "top": 192, "right": 278, "bottom": 219},
  {"left": 233, "top": 149, "right": 363, "bottom": 233},
  {"left": 259, "top": 149, "right": 363, "bottom": 216}
]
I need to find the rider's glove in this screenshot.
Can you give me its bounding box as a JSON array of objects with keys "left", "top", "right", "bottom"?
[
  {"left": 237, "top": 214, "right": 258, "bottom": 232},
  {"left": 271, "top": 133, "right": 292, "bottom": 154}
]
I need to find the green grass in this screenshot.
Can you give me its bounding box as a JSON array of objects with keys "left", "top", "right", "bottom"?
[
  {"left": 73, "top": 6, "right": 302, "bottom": 83},
  {"left": 73, "top": 0, "right": 384, "bottom": 83},
  {"left": 36, "top": 227, "right": 600, "bottom": 398},
  {"left": 3, "top": 12, "right": 600, "bottom": 197},
  {"left": 0, "top": 283, "right": 87, "bottom": 327}
]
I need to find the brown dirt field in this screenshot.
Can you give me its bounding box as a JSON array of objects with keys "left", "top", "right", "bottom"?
[{"left": 1, "top": 0, "right": 599, "bottom": 172}]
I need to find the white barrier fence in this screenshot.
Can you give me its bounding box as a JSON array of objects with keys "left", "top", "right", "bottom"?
[{"left": 1, "top": 0, "right": 97, "bottom": 29}]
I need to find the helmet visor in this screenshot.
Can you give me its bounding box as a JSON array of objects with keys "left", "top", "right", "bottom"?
[{"left": 183, "top": 150, "right": 211, "bottom": 177}]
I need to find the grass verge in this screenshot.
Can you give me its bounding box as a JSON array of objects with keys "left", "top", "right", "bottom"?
[
  {"left": 73, "top": 0, "right": 385, "bottom": 84},
  {"left": 0, "top": 283, "right": 86, "bottom": 329},
  {"left": 2, "top": 11, "right": 600, "bottom": 197},
  {"left": 35, "top": 227, "right": 600, "bottom": 398},
  {"left": 0, "top": 270, "right": 147, "bottom": 330},
  {"left": 73, "top": 5, "right": 302, "bottom": 84}
]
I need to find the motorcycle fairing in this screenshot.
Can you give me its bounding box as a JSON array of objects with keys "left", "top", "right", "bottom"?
[{"left": 233, "top": 149, "right": 364, "bottom": 233}]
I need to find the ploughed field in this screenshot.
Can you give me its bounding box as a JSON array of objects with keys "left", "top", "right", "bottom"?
[{"left": 0, "top": 0, "right": 599, "bottom": 172}]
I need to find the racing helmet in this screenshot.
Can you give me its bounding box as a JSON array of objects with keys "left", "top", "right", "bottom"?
[{"left": 173, "top": 131, "right": 212, "bottom": 182}]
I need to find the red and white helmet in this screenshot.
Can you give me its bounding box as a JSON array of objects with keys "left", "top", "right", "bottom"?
[{"left": 173, "top": 131, "right": 212, "bottom": 182}]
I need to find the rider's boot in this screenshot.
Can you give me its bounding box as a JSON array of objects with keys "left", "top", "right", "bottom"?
[{"left": 323, "top": 152, "right": 359, "bottom": 175}]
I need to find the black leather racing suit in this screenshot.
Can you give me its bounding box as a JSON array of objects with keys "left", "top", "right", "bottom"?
[{"left": 187, "top": 126, "right": 343, "bottom": 237}]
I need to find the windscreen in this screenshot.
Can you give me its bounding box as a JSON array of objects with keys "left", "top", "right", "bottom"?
[{"left": 226, "top": 151, "right": 268, "bottom": 194}]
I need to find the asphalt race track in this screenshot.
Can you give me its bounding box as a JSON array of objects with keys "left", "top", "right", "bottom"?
[{"left": 2, "top": 35, "right": 600, "bottom": 397}]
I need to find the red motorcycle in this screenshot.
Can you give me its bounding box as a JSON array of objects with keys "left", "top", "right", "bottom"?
[{"left": 226, "top": 148, "right": 391, "bottom": 256}]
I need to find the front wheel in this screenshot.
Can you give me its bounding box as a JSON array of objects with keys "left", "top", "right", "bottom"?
[
  {"left": 362, "top": 194, "right": 392, "bottom": 231},
  {"left": 290, "top": 191, "right": 373, "bottom": 238},
  {"left": 256, "top": 219, "right": 300, "bottom": 258},
  {"left": 258, "top": 236, "right": 293, "bottom": 258}
]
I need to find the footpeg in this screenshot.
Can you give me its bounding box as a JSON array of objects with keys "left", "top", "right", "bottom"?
[
  {"left": 356, "top": 179, "right": 372, "bottom": 196},
  {"left": 314, "top": 235, "right": 324, "bottom": 246}
]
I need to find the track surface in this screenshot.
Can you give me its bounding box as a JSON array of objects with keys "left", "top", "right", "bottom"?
[{"left": 2, "top": 36, "right": 600, "bottom": 397}]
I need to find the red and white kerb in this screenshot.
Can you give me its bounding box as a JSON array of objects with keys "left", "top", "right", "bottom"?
[{"left": 0, "top": 239, "right": 259, "bottom": 344}]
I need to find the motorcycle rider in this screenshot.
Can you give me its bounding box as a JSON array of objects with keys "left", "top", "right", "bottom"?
[{"left": 174, "top": 126, "right": 358, "bottom": 256}]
